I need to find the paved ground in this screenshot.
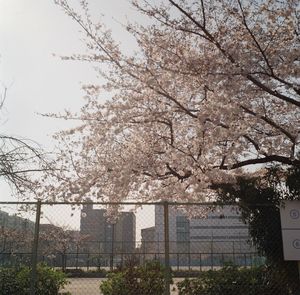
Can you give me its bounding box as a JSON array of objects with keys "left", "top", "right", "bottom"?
[
  {"left": 60, "top": 277, "right": 183, "bottom": 295},
  {"left": 60, "top": 278, "right": 102, "bottom": 295}
]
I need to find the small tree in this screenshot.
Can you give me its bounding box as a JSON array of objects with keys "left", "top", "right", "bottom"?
[
  {"left": 0, "top": 226, "right": 33, "bottom": 266},
  {"left": 40, "top": 224, "right": 89, "bottom": 271}
]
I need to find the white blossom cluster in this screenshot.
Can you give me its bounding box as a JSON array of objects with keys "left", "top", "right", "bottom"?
[{"left": 41, "top": 0, "right": 300, "bottom": 203}]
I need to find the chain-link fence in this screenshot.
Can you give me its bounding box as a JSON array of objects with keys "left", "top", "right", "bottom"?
[{"left": 0, "top": 200, "right": 297, "bottom": 295}]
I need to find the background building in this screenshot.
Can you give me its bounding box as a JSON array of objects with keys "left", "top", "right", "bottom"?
[
  {"left": 154, "top": 205, "right": 256, "bottom": 266},
  {"left": 80, "top": 203, "right": 136, "bottom": 255},
  {"left": 141, "top": 226, "right": 156, "bottom": 259},
  {"left": 0, "top": 210, "right": 34, "bottom": 232}
]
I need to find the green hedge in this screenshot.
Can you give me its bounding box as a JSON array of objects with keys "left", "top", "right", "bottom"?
[
  {"left": 100, "top": 261, "right": 167, "bottom": 295},
  {"left": 0, "top": 264, "right": 69, "bottom": 295},
  {"left": 177, "top": 265, "right": 298, "bottom": 295}
]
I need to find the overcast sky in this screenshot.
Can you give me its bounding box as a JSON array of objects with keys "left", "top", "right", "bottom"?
[{"left": 0, "top": 0, "right": 143, "bottom": 199}]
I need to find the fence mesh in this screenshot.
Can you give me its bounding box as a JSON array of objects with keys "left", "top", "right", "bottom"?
[
  {"left": 0, "top": 201, "right": 298, "bottom": 295},
  {"left": 0, "top": 203, "right": 35, "bottom": 268}
]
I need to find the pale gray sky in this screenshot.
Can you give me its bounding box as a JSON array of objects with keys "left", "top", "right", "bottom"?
[{"left": 0, "top": 0, "right": 142, "bottom": 199}]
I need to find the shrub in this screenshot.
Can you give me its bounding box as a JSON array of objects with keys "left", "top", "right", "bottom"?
[
  {"left": 100, "top": 261, "right": 168, "bottom": 295},
  {"left": 0, "top": 263, "right": 69, "bottom": 295},
  {"left": 138, "top": 261, "right": 166, "bottom": 295},
  {"left": 177, "top": 265, "right": 297, "bottom": 295}
]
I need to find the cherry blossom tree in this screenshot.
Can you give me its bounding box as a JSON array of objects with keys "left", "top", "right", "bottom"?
[
  {"left": 39, "top": 224, "right": 89, "bottom": 270},
  {"left": 0, "top": 226, "right": 32, "bottom": 255},
  {"left": 46, "top": 0, "right": 300, "bottom": 202}
]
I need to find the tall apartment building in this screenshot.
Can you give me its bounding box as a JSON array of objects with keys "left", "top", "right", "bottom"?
[{"left": 80, "top": 203, "right": 136, "bottom": 254}]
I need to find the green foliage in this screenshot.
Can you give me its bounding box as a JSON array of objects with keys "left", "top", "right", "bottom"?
[
  {"left": 177, "top": 265, "right": 294, "bottom": 295},
  {"left": 100, "top": 261, "right": 167, "bottom": 295},
  {"left": 213, "top": 166, "right": 300, "bottom": 293},
  {"left": 138, "top": 261, "right": 166, "bottom": 295},
  {"left": 0, "top": 263, "right": 68, "bottom": 295}
]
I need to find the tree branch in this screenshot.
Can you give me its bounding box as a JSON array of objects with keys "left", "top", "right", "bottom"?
[{"left": 219, "top": 155, "right": 300, "bottom": 170}]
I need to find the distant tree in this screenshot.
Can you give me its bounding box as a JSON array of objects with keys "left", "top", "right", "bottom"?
[
  {"left": 39, "top": 224, "right": 89, "bottom": 271},
  {"left": 46, "top": 0, "right": 299, "bottom": 202},
  {"left": 0, "top": 226, "right": 32, "bottom": 255}
]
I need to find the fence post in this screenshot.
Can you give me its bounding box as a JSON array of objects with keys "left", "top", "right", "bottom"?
[
  {"left": 76, "top": 245, "right": 79, "bottom": 269},
  {"left": 297, "top": 262, "right": 300, "bottom": 295},
  {"left": 163, "top": 201, "right": 171, "bottom": 295},
  {"left": 30, "top": 199, "right": 42, "bottom": 295},
  {"left": 110, "top": 223, "right": 115, "bottom": 271}
]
